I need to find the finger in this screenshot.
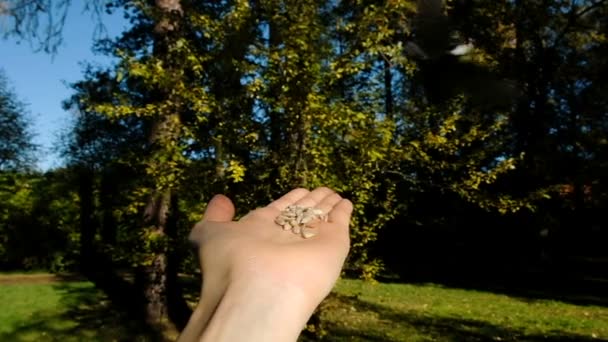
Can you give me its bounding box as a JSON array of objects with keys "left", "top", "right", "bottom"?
[
  {"left": 315, "top": 192, "right": 343, "bottom": 216},
  {"left": 294, "top": 187, "right": 335, "bottom": 209},
  {"left": 267, "top": 188, "right": 309, "bottom": 212},
  {"left": 328, "top": 198, "right": 353, "bottom": 230},
  {"left": 202, "top": 194, "right": 235, "bottom": 222}
]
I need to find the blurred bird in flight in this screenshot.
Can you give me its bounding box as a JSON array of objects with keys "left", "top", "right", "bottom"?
[{"left": 405, "top": 0, "right": 521, "bottom": 110}]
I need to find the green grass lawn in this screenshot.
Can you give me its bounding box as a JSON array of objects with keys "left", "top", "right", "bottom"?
[
  {"left": 1, "top": 274, "right": 607, "bottom": 341},
  {"left": 306, "top": 279, "right": 608, "bottom": 341},
  {"left": 0, "top": 279, "right": 159, "bottom": 341}
]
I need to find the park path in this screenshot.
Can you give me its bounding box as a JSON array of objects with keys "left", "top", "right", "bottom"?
[{"left": 0, "top": 273, "right": 85, "bottom": 285}]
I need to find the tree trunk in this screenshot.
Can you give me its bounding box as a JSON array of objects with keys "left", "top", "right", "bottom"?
[
  {"left": 384, "top": 58, "right": 393, "bottom": 120},
  {"left": 140, "top": 191, "right": 171, "bottom": 326},
  {"left": 78, "top": 166, "right": 95, "bottom": 268},
  {"left": 166, "top": 193, "right": 192, "bottom": 329},
  {"left": 99, "top": 169, "right": 116, "bottom": 245},
  {"left": 138, "top": 0, "right": 186, "bottom": 329},
  {"left": 268, "top": 17, "right": 283, "bottom": 157}
]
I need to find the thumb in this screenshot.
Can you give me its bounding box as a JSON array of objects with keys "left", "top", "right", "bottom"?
[{"left": 203, "top": 194, "right": 235, "bottom": 222}]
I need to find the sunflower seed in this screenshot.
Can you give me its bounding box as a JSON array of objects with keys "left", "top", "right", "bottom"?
[
  {"left": 276, "top": 205, "right": 326, "bottom": 238},
  {"left": 292, "top": 224, "right": 302, "bottom": 234},
  {"left": 302, "top": 229, "right": 317, "bottom": 239}
]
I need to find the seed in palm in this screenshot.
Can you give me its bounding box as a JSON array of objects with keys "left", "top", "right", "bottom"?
[{"left": 275, "top": 205, "right": 328, "bottom": 239}]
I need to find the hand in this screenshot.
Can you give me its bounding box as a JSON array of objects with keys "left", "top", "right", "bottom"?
[{"left": 178, "top": 187, "right": 353, "bottom": 342}]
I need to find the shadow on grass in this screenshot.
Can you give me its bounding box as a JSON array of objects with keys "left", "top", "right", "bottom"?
[
  {"left": 0, "top": 279, "right": 164, "bottom": 341},
  {"left": 373, "top": 269, "right": 608, "bottom": 309},
  {"left": 313, "top": 293, "right": 607, "bottom": 342}
]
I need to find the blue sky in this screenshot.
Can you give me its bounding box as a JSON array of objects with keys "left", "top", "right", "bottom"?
[{"left": 0, "top": 3, "right": 129, "bottom": 171}]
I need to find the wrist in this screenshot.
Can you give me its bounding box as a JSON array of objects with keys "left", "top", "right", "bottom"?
[{"left": 200, "top": 277, "right": 316, "bottom": 342}]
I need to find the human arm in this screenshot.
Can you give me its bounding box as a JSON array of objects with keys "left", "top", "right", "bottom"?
[{"left": 177, "top": 187, "right": 353, "bottom": 342}]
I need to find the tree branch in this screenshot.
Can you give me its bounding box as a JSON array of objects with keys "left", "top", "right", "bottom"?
[{"left": 553, "top": 0, "right": 608, "bottom": 47}]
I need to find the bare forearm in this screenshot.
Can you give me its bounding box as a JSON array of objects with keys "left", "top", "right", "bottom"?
[{"left": 199, "top": 278, "right": 316, "bottom": 342}]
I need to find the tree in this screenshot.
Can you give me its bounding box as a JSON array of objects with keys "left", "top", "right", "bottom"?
[
  {"left": 0, "top": 69, "right": 36, "bottom": 170},
  {"left": 61, "top": 65, "right": 149, "bottom": 268},
  {"left": 79, "top": 0, "right": 217, "bottom": 328},
  {"left": 0, "top": 0, "right": 106, "bottom": 54},
  {"left": 0, "top": 168, "right": 80, "bottom": 271},
  {"left": 60, "top": 0, "right": 608, "bottom": 337}
]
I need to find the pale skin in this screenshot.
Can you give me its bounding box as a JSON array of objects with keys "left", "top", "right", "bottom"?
[{"left": 177, "top": 187, "right": 353, "bottom": 342}]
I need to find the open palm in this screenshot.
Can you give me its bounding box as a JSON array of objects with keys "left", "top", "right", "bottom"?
[{"left": 179, "top": 187, "right": 352, "bottom": 341}]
